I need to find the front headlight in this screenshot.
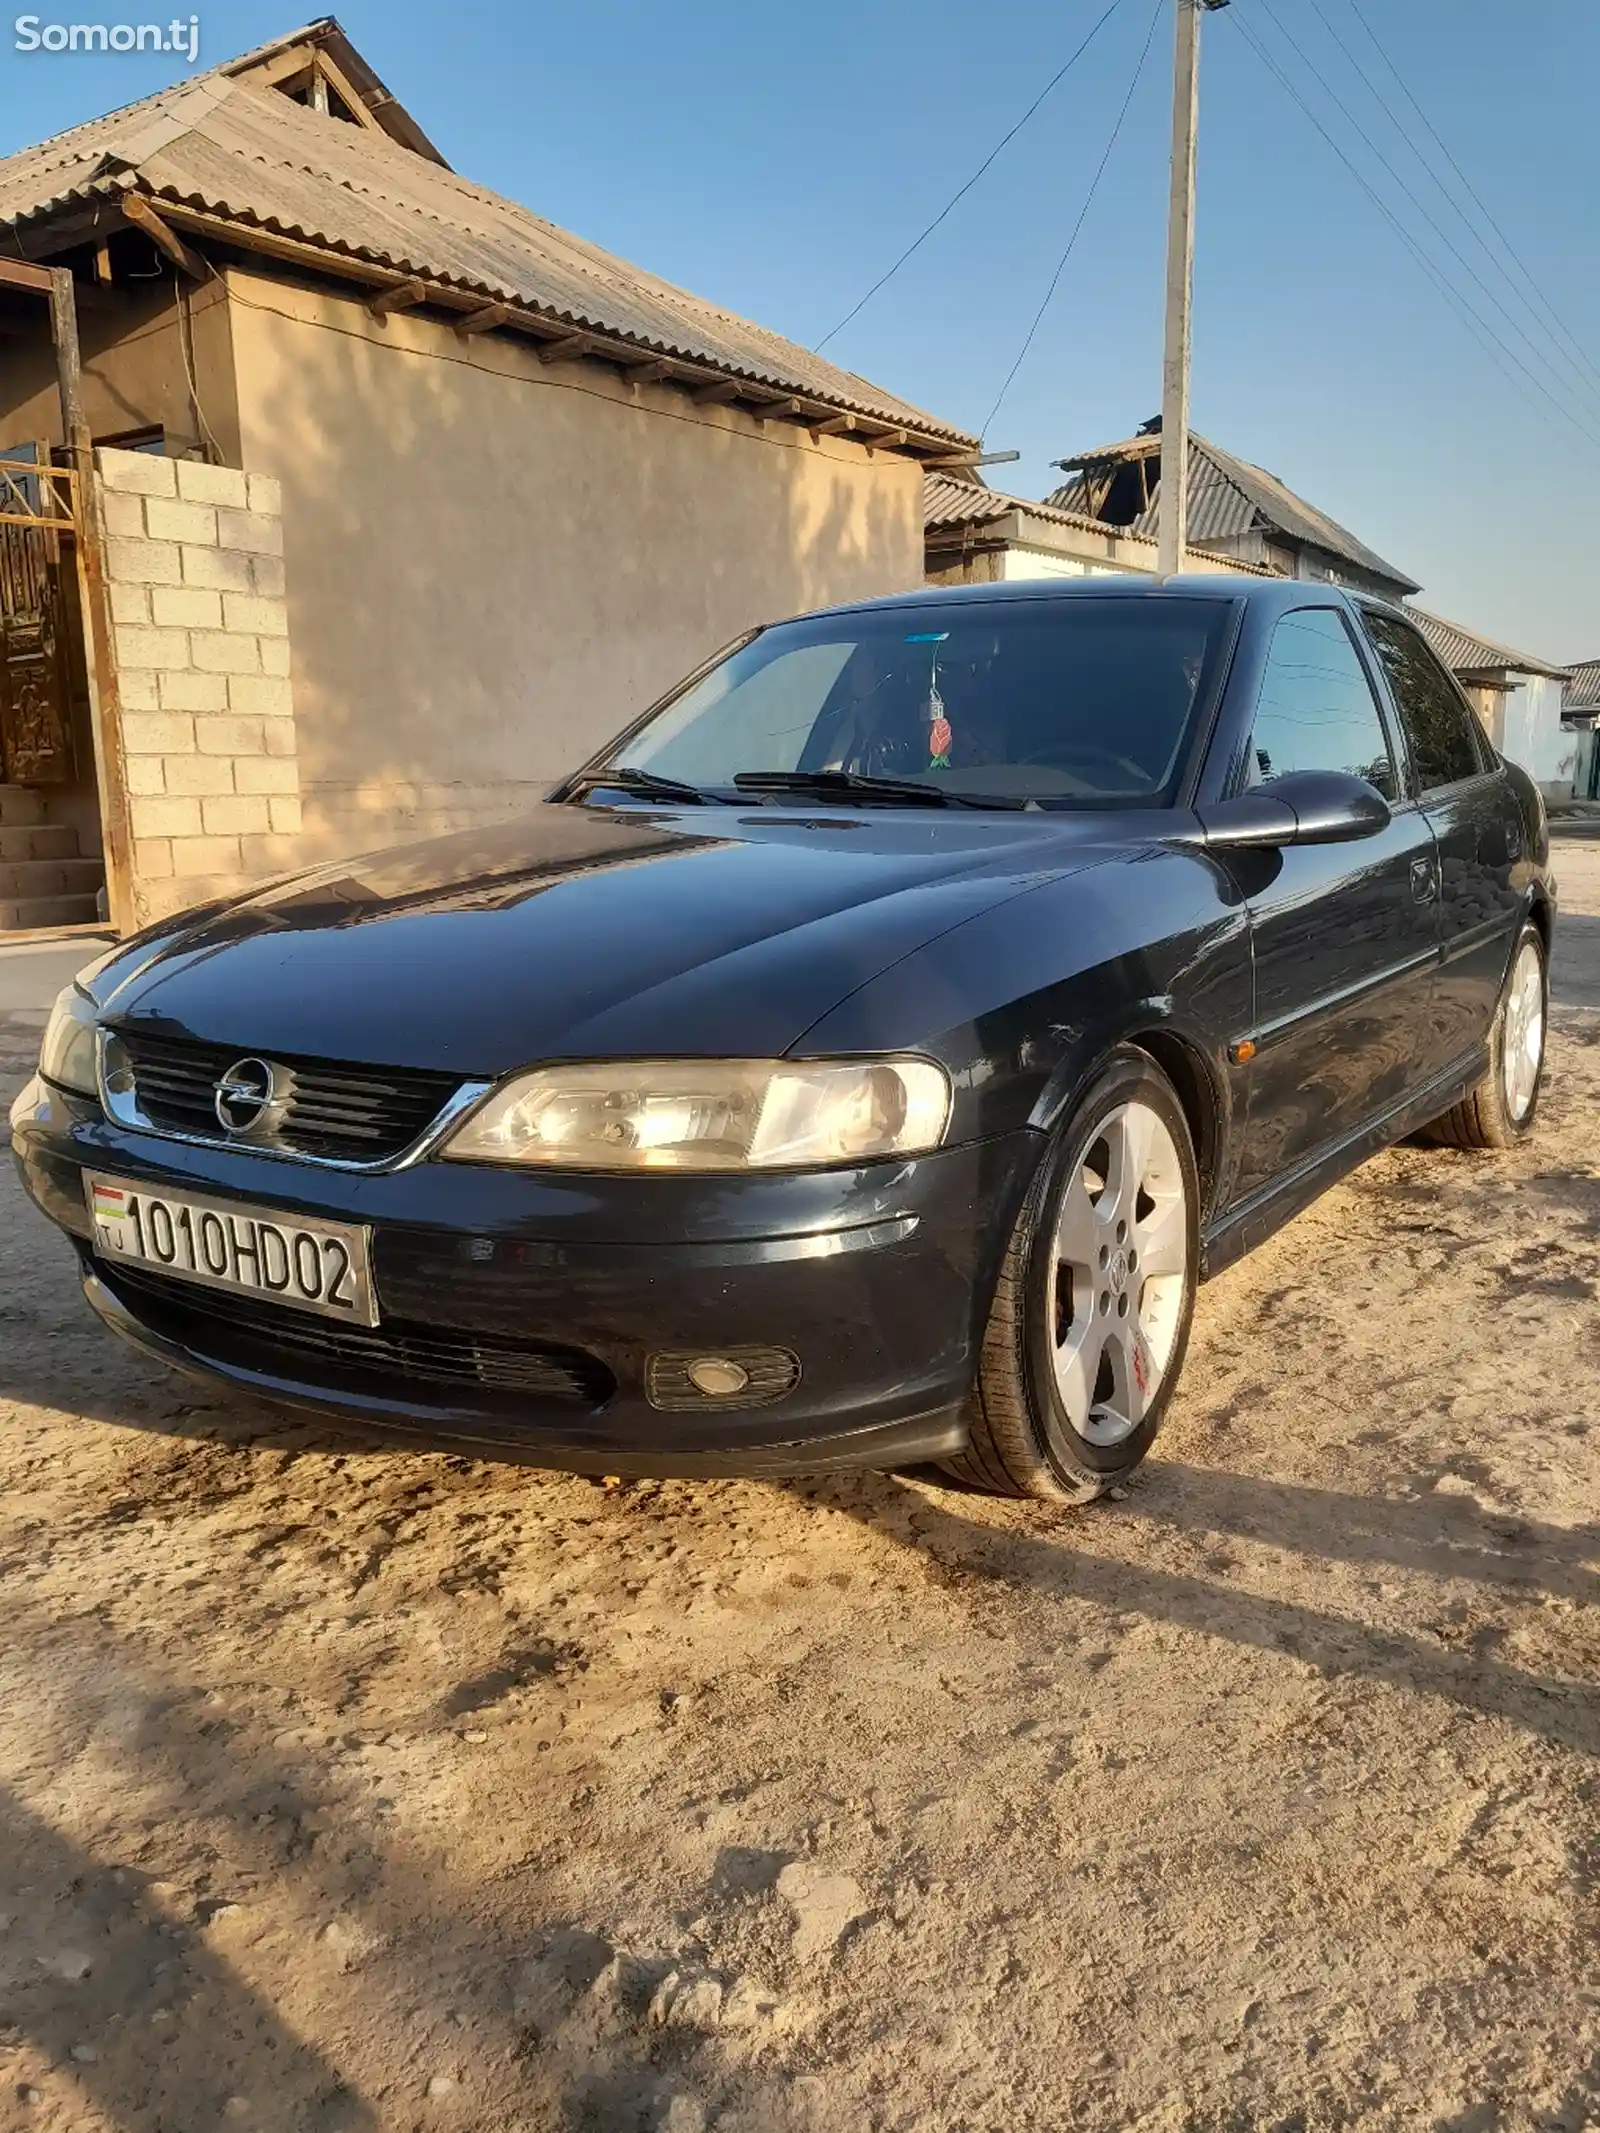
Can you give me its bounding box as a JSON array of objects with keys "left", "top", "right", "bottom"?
[
  {"left": 38, "top": 985, "right": 100, "bottom": 1097},
  {"left": 439, "top": 1057, "right": 951, "bottom": 1172}
]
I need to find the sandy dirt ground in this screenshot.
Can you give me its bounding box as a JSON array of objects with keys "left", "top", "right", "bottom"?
[{"left": 1, "top": 839, "right": 1597, "bottom": 2133}]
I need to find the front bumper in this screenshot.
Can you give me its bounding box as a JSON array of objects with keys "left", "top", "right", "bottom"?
[{"left": 12, "top": 1077, "right": 1042, "bottom": 1475}]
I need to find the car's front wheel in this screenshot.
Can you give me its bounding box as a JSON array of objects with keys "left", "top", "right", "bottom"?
[{"left": 945, "top": 1047, "right": 1199, "bottom": 1504}]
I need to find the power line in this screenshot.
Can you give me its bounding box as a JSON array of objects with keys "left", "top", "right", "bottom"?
[
  {"left": 815, "top": 0, "right": 1127, "bottom": 352},
  {"left": 1249, "top": 0, "right": 1600, "bottom": 440},
  {"left": 1227, "top": 10, "right": 1600, "bottom": 456},
  {"left": 1299, "top": 0, "right": 1600, "bottom": 411},
  {"left": 1237, "top": 6, "right": 1600, "bottom": 456},
  {"left": 1341, "top": 0, "right": 1600, "bottom": 403},
  {"left": 979, "top": 0, "right": 1164, "bottom": 441}
]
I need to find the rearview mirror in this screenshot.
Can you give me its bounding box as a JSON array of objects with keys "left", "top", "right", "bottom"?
[{"left": 1197, "top": 771, "right": 1392, "bottom": 851}]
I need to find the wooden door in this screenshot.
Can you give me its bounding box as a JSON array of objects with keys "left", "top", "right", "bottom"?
[{"left": 0, "top": 515, "right": 75, "bottom": 785}]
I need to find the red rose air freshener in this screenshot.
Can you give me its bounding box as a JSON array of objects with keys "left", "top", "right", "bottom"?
[{"left": 907, "top": 630, "right": 953, "bottom": 768}]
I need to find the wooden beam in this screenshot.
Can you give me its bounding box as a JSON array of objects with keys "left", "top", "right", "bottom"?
[
  {"left": 809, "top": 412, "right": 857, "bottom": 439},
  {"left": 624, "top": 358, "right": 676, "bottom": 385},
  {"left": 693, "top": 379, "right": 742, "bottom": 406},
  {"left": 454, "top": 302, "right": 509, "bottom": 339},
  {"left": 152, "top": 200, "right": 415, "bottom": 293},
  {"left": 747, "top": 396, "right": 802, "bottom": 421},
  {"left": 233, "top": 45, "right": 317, "bottom": 92},
  {"left": 122, "top": 194, "right": 204, "bottom": 278},
  {"left": 48, "top": 268, "right": 85, "bottom": 443},
  {"left": 93, "top": 240, "right": 113, "bottom": 286},
  {"left": 0, "top": 257, "right": 54, "bottom": 295},
  {"left": 46, "top": 262, "right": 138, "bottom": 934},
  {"left": 367, "top": 277, "right": 429, "bottom": 317},
  {"left": 868, "top": 428, "right": 906, "bottom": 451},
  {"left": 454, "top": 302, "right": 510, "bottom": 337},
  {"left": 539, "top": 332, "right": 595, "bottom": 365},
  {"left": 312, "top": 46, "right": 385, "bottom": 132}
]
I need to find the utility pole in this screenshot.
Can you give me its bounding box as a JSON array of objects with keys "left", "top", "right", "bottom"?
[{"left": 1158, "top": 0, "right": 1227, "bottom": 577}]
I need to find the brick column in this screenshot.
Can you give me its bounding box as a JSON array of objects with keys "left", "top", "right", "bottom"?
[{"left": 94, "top": 448, "right": 304, "bottom": 925}]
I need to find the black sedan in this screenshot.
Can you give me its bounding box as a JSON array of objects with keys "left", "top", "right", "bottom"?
[{"left": 11, "top": 577, "right": 1554, "bottom": 1501}]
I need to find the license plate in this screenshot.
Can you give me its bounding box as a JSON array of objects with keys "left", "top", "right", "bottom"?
[{"left": 85, "top": 1173, "right": 378, "bottom": 1326}]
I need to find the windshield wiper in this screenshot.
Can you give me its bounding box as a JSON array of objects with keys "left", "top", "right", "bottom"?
[
  {"left": 733, "top": 769, "right": 1025, "bottom": 810},
  {"left": 564, "top": 766, "right": 715, "bottom": 806}
]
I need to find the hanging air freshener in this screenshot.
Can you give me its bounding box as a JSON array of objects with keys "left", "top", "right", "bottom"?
[
  {"left": 906, "top": 630, "right": 953, "bottom": 769},
  {"left": 927, "top": 689, "right": 952, "bottom": 770}
]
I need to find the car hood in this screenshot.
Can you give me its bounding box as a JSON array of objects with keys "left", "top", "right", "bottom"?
[{"left": 95, "top": 803, "right": 1138, "bottom": 1075}]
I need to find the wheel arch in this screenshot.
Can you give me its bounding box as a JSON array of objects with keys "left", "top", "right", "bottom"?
[
  {"left": 1123, "top": 1026, "right": 1223, "bottom": 1217},
  {"left": 1525, "top": 887, "right": 1554, "bottom": 959}
]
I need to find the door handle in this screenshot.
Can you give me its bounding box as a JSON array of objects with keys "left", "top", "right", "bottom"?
[{"left": 1410, "top": 857, "right": 1437, "bottom": 903}]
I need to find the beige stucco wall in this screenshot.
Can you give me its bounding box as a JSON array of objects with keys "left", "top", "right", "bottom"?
[
  {"left": 0, "top": 274, "right": 240, "bottom": 463},
  {"left": 223, "top": 268, "right": 925, "bottom": 853}
]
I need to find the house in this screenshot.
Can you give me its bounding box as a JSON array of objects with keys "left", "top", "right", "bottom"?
[
  {"left": 923, "top": 444, "right": 1575, "bottom": 797},
  {"left": 1565, "top": 659, "right": 1600, "bottom": 801},
  {"left": 0, "top": 19, "right": 974, "bottom": 928},
  {"left": 1565, "top": 661, "right": 1600, "bottom": 724},
  {"left": 1046, "top": 416, "right": 1421, "bottom": 601},
  {"left": 1409, "top": 610, "right": 1574, "bottom": 800},
  {"left": 924, "top": 472, "right": 1273, "bottom": 586}
]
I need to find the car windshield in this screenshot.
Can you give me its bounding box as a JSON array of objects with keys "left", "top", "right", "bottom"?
[{"left": 604, "top": 597, "right": 1234, "bottom": 806}]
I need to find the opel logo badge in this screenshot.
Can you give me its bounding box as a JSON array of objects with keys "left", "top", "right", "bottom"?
[{"left": 215, "top": 1056, "right": 277, "bottom": 1134}]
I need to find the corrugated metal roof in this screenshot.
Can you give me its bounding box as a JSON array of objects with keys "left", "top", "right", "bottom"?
[
  {"left": 0, "top": 35, "right": 974, "bottom": 449},
  {"left": 1047, "top": 429, "right": 1420, "bottom": 594},
  {"left": 923, "top": 473, "right": 1283, "bottom": 578},
  {"left": 924, "top": 474, "right": 1012, "bottom": 529},
  {"left": 1408, "top": 607, "right": 1569, "bottom": 681},
  {"left": 925, "top": 472, "right": 1173, "bottom": 544},
  {"left": 1565, "top": 659, "right": 1600, "bottom": 710},
  {"left": 924, "top": 473, "right": 1134, "bottom": 535}
]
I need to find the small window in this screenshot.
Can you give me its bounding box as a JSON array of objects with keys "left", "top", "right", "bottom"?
[
  {"left": 94, "top": 425, "right": 166, "bottom": 455},
  {"left": 1245, "top": 608, "right": 1397, "bottom": 799},
  {"left": 1360, "top": 611, "right": 1486, "bottom": 791}
]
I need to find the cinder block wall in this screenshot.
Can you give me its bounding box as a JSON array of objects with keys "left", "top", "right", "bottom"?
[{"left": 96, "top": 447, "right": 303, "bottom": 924}]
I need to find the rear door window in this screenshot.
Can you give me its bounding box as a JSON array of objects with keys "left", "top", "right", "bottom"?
[
  {"left": 1360, "top": 612, "right": 1488, "bottom": 791},
  {"left": 1245, "top": 608, "right": 1398, "bottom": 799}
]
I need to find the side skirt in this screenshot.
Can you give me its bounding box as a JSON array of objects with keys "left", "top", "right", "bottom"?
[{"left": 1199, "top": 1046, "right": 1489, "bottom": 1279}]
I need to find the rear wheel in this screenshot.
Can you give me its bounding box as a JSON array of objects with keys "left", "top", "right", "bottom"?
[
  {"left": 944, "top": 1048, "right": 1199, "bottom": 1504},
  {"left": 1424, "top": 922, "right": 1547, "bottom": 1150}
]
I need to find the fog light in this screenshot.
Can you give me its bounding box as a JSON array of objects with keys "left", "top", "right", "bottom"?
[
  {"left": 646, "top": 1346, "right": 802, "bottom": 1411},
  {"left": 687, "top": 1357, "right": 750, "bottom": 1397}
]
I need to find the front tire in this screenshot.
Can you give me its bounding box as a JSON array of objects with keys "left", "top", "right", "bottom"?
[
  {"left": 944, "top": 1047, "right": 1200, "bottom": 1504},
  {"left": 1425, "top": 922, "right": 1548, "bottom": 1150}
]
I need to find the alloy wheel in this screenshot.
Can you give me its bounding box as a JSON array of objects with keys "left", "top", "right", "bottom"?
[
  {"left": 1501, "top": 937, "right": 1545, "bottom": 1124},
  {"left": 1047, "top": 1098, "right": 1189, "bottom": 1447}
]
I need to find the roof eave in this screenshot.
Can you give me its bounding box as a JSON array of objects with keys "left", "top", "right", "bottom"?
[{"left": 34, "top": 187, "right": 975, "bottom": 457}]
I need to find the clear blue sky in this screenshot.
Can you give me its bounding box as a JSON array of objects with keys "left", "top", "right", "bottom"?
[{"left": 4, "top": 0, "right": 1596, "bottom": 658}]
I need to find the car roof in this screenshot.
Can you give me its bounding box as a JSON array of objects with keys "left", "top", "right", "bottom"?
[{"left": 803, "top": 573, "right": 1346, "bottom": 624}]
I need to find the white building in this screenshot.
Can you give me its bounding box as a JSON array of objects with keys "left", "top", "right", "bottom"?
[{"left": 1411, "top": 611, "right": 1576, "bottom": 801}]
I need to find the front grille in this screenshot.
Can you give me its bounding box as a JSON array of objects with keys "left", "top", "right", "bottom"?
[
  {"left": 112, "top": 1029, "right": 463, "bottom": 1163},
  {"left": 98, "top": 1259, "right": 614, "bottom": 1410}
]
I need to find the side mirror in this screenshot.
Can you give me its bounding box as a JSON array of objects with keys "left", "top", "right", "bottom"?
[{"left": 1198, "top": 771, "right": 1392, "bottom": 851}]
